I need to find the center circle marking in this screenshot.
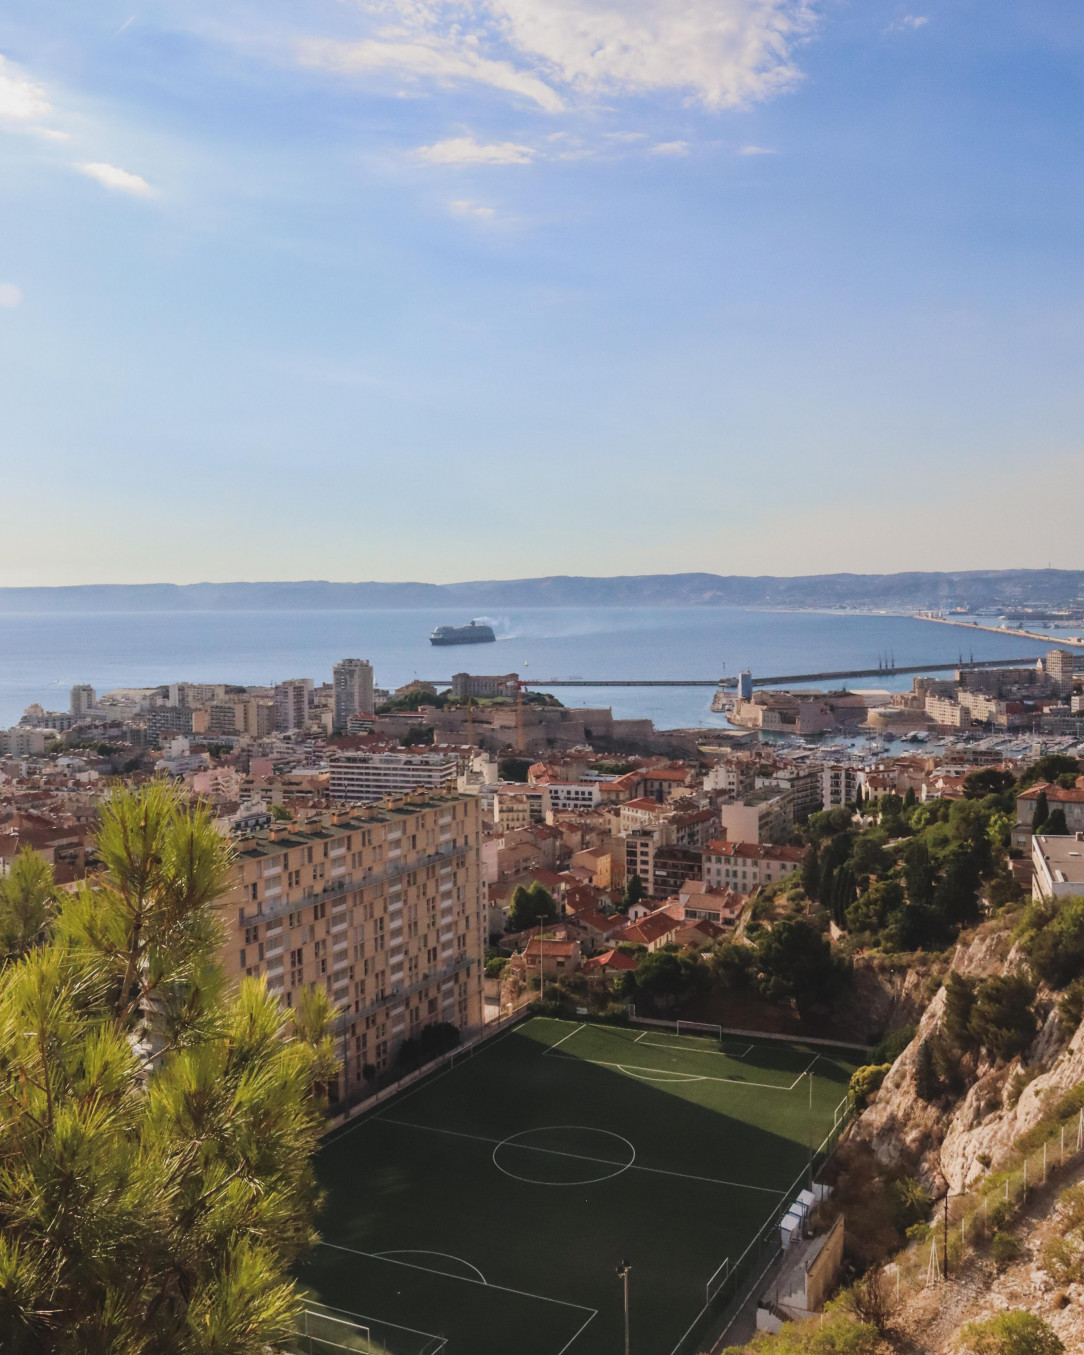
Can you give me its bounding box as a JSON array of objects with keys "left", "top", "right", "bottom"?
[{"left": 491, "top": 1125, "right": 636, "bottom": 1186}]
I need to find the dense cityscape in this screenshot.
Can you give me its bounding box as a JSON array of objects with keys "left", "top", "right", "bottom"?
[{"left": 2, "top": 0, "right": 1080, "bottom": 1345}]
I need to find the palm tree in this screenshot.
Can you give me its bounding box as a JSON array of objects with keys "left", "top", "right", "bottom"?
[{"left": 0, "top": 783, "right": 338, "bottom": 1354}]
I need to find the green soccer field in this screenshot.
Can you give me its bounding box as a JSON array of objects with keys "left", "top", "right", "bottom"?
[{"left": 297, "top": 1018, "right": 859, "bottom": 1355}]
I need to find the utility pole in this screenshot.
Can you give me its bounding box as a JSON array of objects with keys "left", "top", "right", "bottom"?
[
  {"left": 616, "top": 1260, "right": 631, "bottom": 1355},
  {"left": 943, "top": 1190, "right": 949, "bottom": 1281}
]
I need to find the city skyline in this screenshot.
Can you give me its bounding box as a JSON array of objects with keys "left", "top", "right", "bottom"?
[{"left": 1, "top": 0, "right": 1081, "bottom": 585}]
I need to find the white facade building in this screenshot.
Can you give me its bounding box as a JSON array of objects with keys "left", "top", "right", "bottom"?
[
  {"left": 70, "top": 684, "right": 97, "bottom": 719},
  {"left": 274, "top": 679, "right": 314, "bottom": 732},
  {"left": 1032, "top": 833, "right": 1084, "bottom": 901},
  {"left": 333, "top": 659, "right": 375, "bottom": 731},
  {"left": 329, "top": 751, "right": 458, "bottom": 802}
]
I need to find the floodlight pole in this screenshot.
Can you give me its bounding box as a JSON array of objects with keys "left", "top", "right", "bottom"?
[
  {"left": 807, "top": 1069, "right": 815, "bottom": 1191},
  {"left": 616, "top": 1260, "right": 631, "bottom": 1355}
]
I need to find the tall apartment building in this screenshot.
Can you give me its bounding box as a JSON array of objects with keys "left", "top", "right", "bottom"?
[
  {"left": 70, "top": 684, "right": 97, "bottom": 719},
  {"left": 333, "top": 659, "right": 376, "bottom": 732},
  {"left": 822, "top": 762, "right": 862, "bottom": 807},
  {"left": 1045, "top": 649, "right": 1076, "bottom": 698},
  {"left": 223, "top": 793, "right": 484, "bottom": 1100},
  {"left": 274, "top": 679, "right": 314, "bottom": 732},
  {"left": 716, "top": 789, "right": 794, "bottom": 844},
  {"left": 329, "top": 751, "right": 458, "bottom": 802},
  {"left": 144, "top": 706, "right": 195, "bottom": 741}
]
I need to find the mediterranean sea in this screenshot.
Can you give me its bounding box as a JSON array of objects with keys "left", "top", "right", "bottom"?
[{"left": 0, "top": 607, "right": 1055, "bottom": 731}]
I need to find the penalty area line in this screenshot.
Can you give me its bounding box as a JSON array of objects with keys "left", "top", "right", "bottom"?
[
  {"left": 317, "top": 1240, "right": 598, "bottom": 1316},
  {"left": 543, "top": 1022, "right": 588, "bottom": 1055}
]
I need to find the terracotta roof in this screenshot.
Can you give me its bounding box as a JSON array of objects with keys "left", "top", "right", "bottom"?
[
  {"left": 524, "top": 937, "right": 579, "bottom": 959},
  {"left": 614, "top": 912, "right": 683, "bottom": 946},
  {"left": 583, "top": 949, "right": 637, "bottom": 972},
  {"left": 569, "top": 908, "right": 622, "bottom": 935},
  {"left": 1018, "top": 782, "right": 1084, "bottom": 804},
  {"left": 704, "top": 840, "right": 806, "bottom": 862},
  {"left": 623, "top": 797, "right": 664, "bottom": 811}
]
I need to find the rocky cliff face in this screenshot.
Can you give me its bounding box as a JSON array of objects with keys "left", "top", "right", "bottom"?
[{"left": 850, "top": 927, "right": 1082, "bottom": 1193}]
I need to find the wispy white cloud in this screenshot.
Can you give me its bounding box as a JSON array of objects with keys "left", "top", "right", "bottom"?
[
  {"left": 650, "top": 140, "right": 689, "bottom": 156},
  {"left": 0, "top": 56, "right": 52, "bottom": 123},
  {"left": 296, "top": 0, "right": 817, "bottom": 113},
  {"left": 414, "top": 135, "right": 535, "bottom": 165},
  {"left": 76, "top": 161, "right": 154, "bottom": 196},
  {"left": 449, "top": 199, "right": 495, "bottom": 218},
  {"left": 738, "top": 144, "right": 777, "bottom": 155},
  {"left": 0, "top": 54, "right": 67, "bottom": 139},
  {"left": 891, "top": 14, "right": 929, "bottom": 30},
  {"left": 298, "top": 35, "right": 564, "bottom": 113},
  {"left": 0, "top": 283, "right": 23, "bottom": 309}
]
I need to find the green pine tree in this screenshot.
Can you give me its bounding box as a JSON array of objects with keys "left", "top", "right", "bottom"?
[
  {"left": 0, "top": 783, "right": 338, "bottom": 1354},
  {"left": 0, "top": 847, "right": 56, "bottom": 962},
  {"left": 943, "top": 972, "right": 977, "bottom": 1050},
  {"left": 914, "top": 1038, "right": 938, "bottom": 1102},
  {"left": 1032, "top": 789, "right": 1049, "bottom": 833}
]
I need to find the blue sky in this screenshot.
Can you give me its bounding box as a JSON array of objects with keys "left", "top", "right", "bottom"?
[{"left": 0, "top": 0, "right": 1080, "bottom": 585}]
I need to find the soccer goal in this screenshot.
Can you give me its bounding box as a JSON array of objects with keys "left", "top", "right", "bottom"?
[
  {"left": 293, "top": 1308, "right": 373, "bottom": 1354},
  {"left": 705, "top": 1256, "right": 730, "bottom": 1305},
  {"left": 676, "top": 1020, "right": 723, "bottom": 1043},
  {"left": 290, "top": 1305, "right": 447, "bottom": 1355}
]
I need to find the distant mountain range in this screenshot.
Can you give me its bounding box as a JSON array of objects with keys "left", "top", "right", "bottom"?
[{"left": 0, "top": 570, "right": 1080, "bottom": 612}]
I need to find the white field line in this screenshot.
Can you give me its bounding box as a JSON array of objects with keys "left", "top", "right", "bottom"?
[
  {"left": 545, "top": 1022, "right": 587, "bottom": 1053},
  {"left": 549, "top": 1024, "right": 819, "bottom": 1089},
  {"left": 377, "top": 1116, "right": 782, "bottom": 1194},
  {"left": 317, "top": 1239, "right": 598, "bottom": 1316},
  {"left": 306, "top": 1299, "right": 444, "bottom": 1343},
  {"left": 555, "top": 1307, "right": 598, "bottom": 1355},
  {"left": 371, "top": 1250, "right": 488, "bottom": 1284},
  {"left": 637, "top": 1035, "right": 755, "bottom": 1061},
  {"left": 546, "top": 1048, "right": 806, "bottom": 1093}
]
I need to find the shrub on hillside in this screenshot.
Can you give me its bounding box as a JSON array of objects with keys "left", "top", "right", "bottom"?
[
  {"left": 1017, "top": 895, "right": 1084, "bottom": 990},
  {"left": 871, "top": 1023, "right": 917, "bottom": 1065},
  {"left": 1040, "top": 1236, "right": 1077, "bottom": 1285},
  {"left": 989, "top": 1230, "right": 1022, "bottom": 1268},
  {"left": 723, "top": 1312, "right": 880, "bottom": 1355},
  {"left": 849, "top": 1063, "right": 892, "bottom": 1110},
  {"left": 955, "top": 1311, "right": 1064, "bottom": 1355}
]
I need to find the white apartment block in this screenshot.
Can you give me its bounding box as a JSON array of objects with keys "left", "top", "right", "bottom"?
[
  {"left": 822, "top": 763, "right": 862, "bottom": 808},
  {"left": 275, "top": 679, "right": 314, "bottom": 732},
  {"left": 716, "top": 790, "right": 793, "bottom": 844},
  {"left": 333, "top": 659, "right": 376, "bottom": 731},
  {"left": 545, "top": 782, "right": 602, "bottom": 813},
  {"left": 1032, "top": 833, "right": 1084, "bottom": 901},
  {"left": 925, "top": 694, "right": 971, "bottom": 728},
  {"left": 70, "top": 684, "right": 97, "bottom": 719},
  {"left": 330, "top": 751, "right": 458, "bottom": 802},
  {"left": 703, "top": 840, "right": 806, "bottom": 892}
]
